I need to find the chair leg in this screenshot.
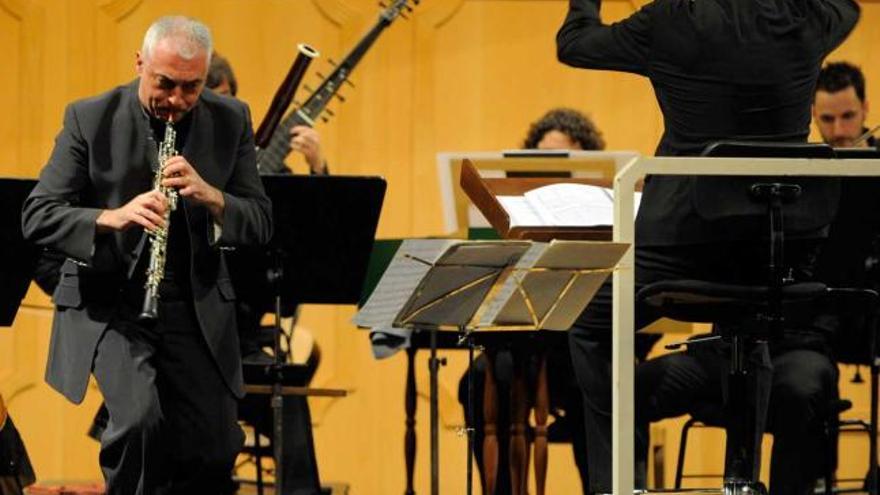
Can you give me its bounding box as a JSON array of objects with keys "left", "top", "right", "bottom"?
[
  {"left": 483, "top": 349, "right": 499, "bottom": 495},
  {"left": 869, "top": 362, "right": 879, "bottom": 495},
  {"left": 675, "top": 418, "right": 697, "bottom": 489},
  {"left": 254, "top": 425, "right": 264, "bottom": 495},
  {"left": 533, "top": 352, "right": 549, "bottom": 495},
  {"left": 824, "top": 418, "right": 835, "bottom": 495}
]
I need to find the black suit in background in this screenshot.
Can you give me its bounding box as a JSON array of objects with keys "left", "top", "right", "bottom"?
[
  {"left": 21, "top": 80, "right": 272, "bottom": 494},
  {"left": 556, "top": 0, "right": 859, "bottom": 492}
]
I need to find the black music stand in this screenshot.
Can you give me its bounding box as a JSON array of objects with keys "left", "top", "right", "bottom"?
[
  {"left": 0, "top": 178, "right": 38, "bottom": 328},
  {"left": 234, "top": 174, "right": 385, "bottom": 494},
  {"left": 0, "top": 178, "right": 38, "bottom": 495}
]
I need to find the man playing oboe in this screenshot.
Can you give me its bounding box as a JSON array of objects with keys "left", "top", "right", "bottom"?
[{"left": 21, "top": 15, "right": 271, "bottom": 494}]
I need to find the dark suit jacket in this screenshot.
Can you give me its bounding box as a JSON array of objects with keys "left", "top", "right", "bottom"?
[
  {"left": 557, "top": 0, "right": 859, "bottom": 246},
  {"left": 21, "top": 80, "right": 273, "bottom": 404}
]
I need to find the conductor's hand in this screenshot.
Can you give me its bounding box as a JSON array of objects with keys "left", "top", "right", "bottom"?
[
  {"left": 289, "top": 125, "right": 326, "bottom": 174},
  {"left": 161, "top": 156, "right": 226, "bottom": 223},
  {"left": 96, "top": 190, "right": 167, "bottom": 233}
]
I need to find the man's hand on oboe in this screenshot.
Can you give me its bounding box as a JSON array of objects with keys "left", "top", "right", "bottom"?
[
  {"left": 161, "top": 156, "right": 226, "bottom": 222},
  {"left": 96, "top": 190, "right": 167, "bottom": 233}
]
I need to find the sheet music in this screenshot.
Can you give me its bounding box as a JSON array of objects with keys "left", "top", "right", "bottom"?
[
  {"left": 352, "top": 239, "right": 458, "bottom": 329},
  {"left": 525, "top": 183, "right": 613, "bottom": 226},
  {"left": 497, "top": 196, "right": 545, "bottom": 227},
  {"left": 498, "top": 183, "right": 642, "bottom": 228}
]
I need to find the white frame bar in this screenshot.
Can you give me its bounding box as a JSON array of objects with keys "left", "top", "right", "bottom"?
[{"left": 611, "top": 156, "right": 880, "bottom": 494}]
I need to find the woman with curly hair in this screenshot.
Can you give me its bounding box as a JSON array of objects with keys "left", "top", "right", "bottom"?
[{"left": 522, "top": 107, "right": 605, "bottom": 150}]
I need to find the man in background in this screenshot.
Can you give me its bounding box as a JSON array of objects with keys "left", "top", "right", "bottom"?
[
  {"left": 207, "top": 53, "right": 328, "bottom": 175},
  {"left": 207, "top": 52, "right": 326, "bottom": 495},
  {"left": 458, "top": 108, "right": 658, "bottom": 494},
  {"left": 813, "top": 61, "right": 876, "bottom": 148}
]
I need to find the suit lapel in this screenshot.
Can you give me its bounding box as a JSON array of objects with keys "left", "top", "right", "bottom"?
[
  {"left": 119, "top": 81, "right": 153, "bottom": 271},
  {"left": 183, "top": 101, "right": 219, "bottom": 187}
]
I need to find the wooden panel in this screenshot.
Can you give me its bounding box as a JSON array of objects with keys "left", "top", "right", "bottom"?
[
  {"left": 0, "top": 2, "right": 22, "bottom": 171},
  {"left": 5, "top": 0, "right": 880, "bottom": 493},
  {"left": 0, "top": 0, "right": 45, "bottom": 177}
]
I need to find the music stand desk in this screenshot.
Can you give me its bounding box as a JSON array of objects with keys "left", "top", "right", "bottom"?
[
  {"left": 611, "top": 156, "right": 880, "bottom": 494},
  {"left": 0, "top": 178, "right": 38, "bottom": 328}
]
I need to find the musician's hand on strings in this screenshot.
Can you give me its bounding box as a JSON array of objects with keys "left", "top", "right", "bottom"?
[
  {"left": 290, "top": 125, "right": 327, "bottom": 174},
  {"left": 161, "top": 156, "right": 226, "bottom": 221},
  {"left": 96, "top": 190, "right": 167, "bottom": 233}
]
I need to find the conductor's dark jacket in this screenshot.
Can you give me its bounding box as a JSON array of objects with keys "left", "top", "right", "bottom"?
[
  {"left": 21, "top": 80, "right": 273, "bottom": 404},
  {"left": 557, "top": 0, "right": 859, "bottom": 246}
]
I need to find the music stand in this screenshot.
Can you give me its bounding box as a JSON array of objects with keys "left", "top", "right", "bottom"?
[
  {"left": 0, "top": 179, "right": 38, "bottom": 327},
  {"left": 236, "top": 174, "right": 386, "bottom": 495},
  {"left": 356, "top": 239, "right": 627, "bottom": 495}
]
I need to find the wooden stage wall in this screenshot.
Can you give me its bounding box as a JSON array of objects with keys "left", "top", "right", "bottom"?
[{"left": 2, "top": 0, "right": 880, "bottom": 492}]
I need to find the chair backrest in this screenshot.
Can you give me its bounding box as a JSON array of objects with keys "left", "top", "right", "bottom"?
[{"left": 693, "top": 141, "right": 841, "bottom": 235}]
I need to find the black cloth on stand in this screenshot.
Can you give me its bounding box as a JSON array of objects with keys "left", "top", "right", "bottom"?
[{"left": 0, "top": 415, "right": 36, "bottom": 493}]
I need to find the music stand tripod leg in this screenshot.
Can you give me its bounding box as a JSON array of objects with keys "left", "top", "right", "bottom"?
[
  {"left": 427, "top": 325, "right": 446, "bottom": 495},
  {"left": 269, "top": 249, "right": 290, "bottom": 495},
  {"left": 459, "top": 327, "right": 478, "bottom": 495}
]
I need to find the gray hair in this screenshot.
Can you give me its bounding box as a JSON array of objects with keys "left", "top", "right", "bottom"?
[{"left": 141, "top": 15, "right": 212, "bottom": 63}]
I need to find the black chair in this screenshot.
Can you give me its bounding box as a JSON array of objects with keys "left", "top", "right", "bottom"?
[
  {"left": 637, "top": 141, "right": 844, "bottom": 494},
  {"left": 671, "top": 390, "right": 855, "bottom": 492}
]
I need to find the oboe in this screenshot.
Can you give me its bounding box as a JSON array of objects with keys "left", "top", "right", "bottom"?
[{"left": 139, "top": 118, "right": 179, "bottom": 321}]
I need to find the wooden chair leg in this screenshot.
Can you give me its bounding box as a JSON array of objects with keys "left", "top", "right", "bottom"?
[
  {"left": 534, "top": 352, "right": 549, "bottom": 495},
  {"left": 510, "top": 353, "right": 529, "bottom": 495},
  {"left": 254, "top": 425, "right": 264, "bottom": 495},
  {"left": 483, "top": 349, "right": 499, "bottom": 495}
]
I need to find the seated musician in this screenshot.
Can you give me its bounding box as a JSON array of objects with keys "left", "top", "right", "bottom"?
[
  {"left": 812, "top": 61, "right": 877, "bottom": 149},
  {"left": 206, "top": 53, "right": 328, "bottom": 175},
  {"left": 456, "top": 108, "right": 659, "bottom": 494}
]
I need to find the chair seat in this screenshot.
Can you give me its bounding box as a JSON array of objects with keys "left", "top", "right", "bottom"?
[{"left": 637, "top": 280, "right": 827, "bottom": 324}]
